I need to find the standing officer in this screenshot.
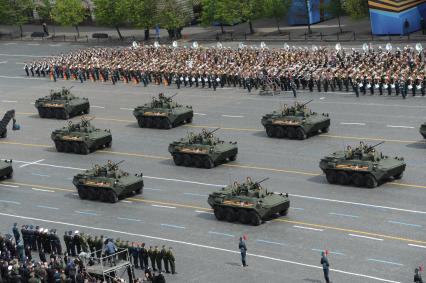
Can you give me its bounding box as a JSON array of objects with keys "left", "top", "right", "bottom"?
[
  {"left": 131, "top": 242, "right": 139, "bottom": 268},
  {"left": 161, "top": 245, "right": 168, "bottom": 273},
  {"left": 24, "top": 64, "right": 29, "bottom": 76},
  {"left": 64, "top": 231, "right": 71, "bottom": 256},
  {"left": 239, "top": 237, "right": 248, "bottom": 267},
  {"left": 155, "top": 246, "right": 162, "bottom": 272},
  {"left": 12, "top": 223, "right": 20, "bottom": 242},
  {"left": 321, "top": 251, "right": 331, "bottom": 283},
  {"left": 139, "top": 243, "right": 148, "bottom": 270},
  {"left": 148, "top": 246, "right": 156, "bottom": 271},
  {"left": 414, "top": 267, "right": 423, "bottom": 283},
  {"left": 166, "top": 247, "right": 176, "bottom": 274}
]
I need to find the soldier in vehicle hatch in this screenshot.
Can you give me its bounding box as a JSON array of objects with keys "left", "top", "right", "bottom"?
[{"left": 345, "top": 145, "right": 353, "bottom": 159}]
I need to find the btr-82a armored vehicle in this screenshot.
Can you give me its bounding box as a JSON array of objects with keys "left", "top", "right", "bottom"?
[
  {"left": 0, "top": 110, "right": 20, "bottom": 138},
  {"left": 207, "top": 177, "right": 290, "bottom": 226},
  {"left": 261, "top": 100, "right": 330, "bottom": 140},
  {"left": 168, "top": 128, "right": 238, "bottom": 169},
  {"left": 51, "top": 117, "right": 112, "bottom": 154},
  {"left": 0, "top": 159, "right": 13, "bottom": 179},
  {"left": 133, "top": 93, "right": 193, "bottom": 129},
  {"left": 319, "top": 141, "right": 406, "bottom": 188},
  {"left": 420, "top": 122, "right": 426, "bottom": 139},
  {"left": 35, "top": 87, "right": 90, "bottom": 119},
  {"left": 73, "top": 160, "right": 144, "bottom": 203}
]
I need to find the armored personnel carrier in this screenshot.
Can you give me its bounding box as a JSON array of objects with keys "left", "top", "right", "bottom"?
[
  {"left": 133, "top": 93, "right": 193, "bottom": 129},
  {"left": 0, "top": 159, "right": 13, "bottom": 179},
  {"left": 420, "top": 122, "right": 426, "bottom": 139},
  {"left": 0, "top": 110, "right": 20, "bottom": 138},
  {"left": 168, "top": 128, "right": 238, "bottom": 169},
  {"left": 319, "top": 142, "right": 406, "bottom": 188},
  {"left": 35, "top": 87, "right": 90, "bottom": 119},
  {"left": 261, "top": 100, "right": 330, "bottom": 140},
  {"left": 51, "top": 117, "right": 112, "bottom": 155},
  {"left": 207, "top": 178, "right": 290, "bottom": 226},
  {"left": 73, "top": 160, "right": 144, "bottom": 203}
]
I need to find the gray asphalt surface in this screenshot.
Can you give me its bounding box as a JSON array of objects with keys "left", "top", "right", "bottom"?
[{"left": 0, "top": 42, "right": 425, "bottom": 283}]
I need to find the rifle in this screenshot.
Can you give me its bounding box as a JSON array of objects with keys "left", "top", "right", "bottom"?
[
  {"left": 81, "top": 116, "right": 95, "bottom": 126},
  {"left": 365, "top": 141, "right": 385, "bottom": 152},
  {"left": 299, "top": 99, "right": 313, "bottom": 108},
  {"left": 166, "top": 93, "right": 178, "bottom": 101},
  {"left": 206, "top": 128, "right": 220, "bottom": 136},
  {"left": 110, "top": 160, "right": 125, "bottom": 169},
  {"left": 254, "top": 177, "right": 269, "bottom": 185}
]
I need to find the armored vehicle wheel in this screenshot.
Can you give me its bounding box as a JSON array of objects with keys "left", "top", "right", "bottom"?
[
  {"left": 229, "top": 155, "right": 237, "bottom": 162},
  {"left": 364, "top": 174, "right": 378, "bottom": 188},
  {"left": 145, "top": 118, "right": 153, "bottom": 128},
  {"left": 275, "top": 126, "right": 285, "bottom": 138},
  {"left": 87, "top": 189, "right": 99, "bottom": 200},
  {"left": 321, "top": 127, "right": 329, "bottom": 133},
  {"left": 154, "top": 119, "right": 162, "bottom": 129},
  {"left": 106, "top": 190, "right": 118, "bottom": 203},
  {"left": 337, "top": 171, "right": 350, "bottom": 185},
  {"left": 265, "top": 125, "right": 276, "bottom": 137},
  {"left": 5, "top": 172, "right": 13, "bottom": 179},
  {"left": 104, "top": 141, "right": 112, "bottom": 148},
  {"left": 78, "top": 188, "right": 89, "bottom": 200},
  {"left": 296, "top": 127, "right": 307, "bottom": 140},
  {"left": 214, "top": 207, "right": 225, "bottom": 220},
  {"left": 351, "top": 173, "right": 365, "bottom": 187},
  {"left": 249, "top": 211, "right": 261, "bottom": 226},
  {"left": 225, "top": 208, "right": 237, "bottom": 222},
  {"left": 55, "top": 141, "right": 65, "bottom": 152},
  {"left": 137, "top": 118, "right": 145, "bottom": 128},
  {"left": 394, "top": 173, "right": 403, "bottom": 180},
  {"left": 83, "top": 108, "right": 90, "bottom": 114},
  {"left": 80, "top": 144, "right": 89, "bottom": 155},
  {"left": 45, "top": 109, "right": 53, "bottom": 118},
  {"left": 186, "top": 117, "right": 193, "bottom": 124},
  {"left": 161, "top": 119, "right": 172, "bottom": 129},
  {"left": 173, "top": 154, "right": 183, "bottom": 166},
  {"left": 55, "top": 110, "right": 62, "bottom": 119},
  {"left": 237, "top": 210, "right": 250, "bottom": 224},
  {"left": 279, "top": 208, "right": 288, "bottom": 216},
  {"left": 72, "top": 143, "right": 81, "bottom": 154},
  {"left": 38, "top": 109, "right": 46, "bottom": 118},
  {"left": 64, "top": 142, "right": 72, "bottom": 152},
  {"left": 100, "top": 191, "right": 109, "bottom": 202},
  {"left": 203, "top": 157, "right": 214, "bottom": 169},
  {"left": 0, "top": 131, "right": 7, "bottom": 138},
  {"left": 325, "top": 170, "right": 337, "bottom": 184},
  {"left": 183, "top": 154, "right": 192, "bottom": 167},
  {"left": 135, "top": 187, "right": 143, "bottom": 194},
  {"left": 193, "top": 156, "right": 203, "bottom": 168},
  {"left": 287, "top": 127, "right": 296, "bottom": 139}
]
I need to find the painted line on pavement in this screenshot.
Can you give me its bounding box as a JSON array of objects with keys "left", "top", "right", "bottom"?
[
  {"left": 340, "top": 122, "right": 366, "bottom": 126},
  {"left": 408, "top": 244, "right": 426, "bottom": 249},
  {"left": 144, "top": 176, "right": 223, "bottom": 187},
  {"left": 320, "top": 134, "right": 424, "bottom": 144},
  {"left": 48, "top": 44, "right": 62, "bottom": 47},
  {"left": 221, "top": 114, "right": 244, "bottom": 118},
  {"left": 367, "top": 258, "right": 404, "bottom": 266},
  {"left": 160, "top": 224, "right": 185, "bottom": 229},
  {"left": 0, "top": 212, "right": 402, "bottom": 283},
  {"left": 31, "top": 188, "right": 54, "bottom": 193},
  {"left": 31, "top": 173, "right": 50, "bottom": 177},
  {"left": 312, "top": 248, "right": 345, "bottom": 256},
  {"left": 386, "top": 125, "right": 414, "bottom": 129},
  {"left": 195, "top": 210, "right": 214, "bottom": 215},
  {"left": 293, "top": 225, "right": 323, "bottom": 232},
  {"left": 121, "top": 200, "right": 133, "bottom": 203},
  {"left": 320, "top": 97, "right": 325, "bottom": 100},
  {"left": 349, "top": 234, "right": 383, "bottom": 241},
  {"left": 16, "top": 62, "right": 26, "bottom": 65},
  {"left": 0, "top": 53, "right": 52, "bottom": 57},
  {"left": 151, "top": 204, "right": 176, "bottom": 209},
  {"left": 290, "top": 207, "right": 305, "bottom": 211},
  {"left": 36, "top": 205, "right": 58, "bottom": 210},
  {"left": 183, "top": 192, "right": 208, "bottom": 197},
  {"left": 328, "top": 212, "right": 359, "bottom": 218},
  {"left": 91, "top": 105, "right": 105, "bottom": 109},
  {"left": 2, "top": 100, "right": 17, "bottom": 103},
  {"left": 0, "top": 61, "right": 8, "bottom": 64},
  {"left": 0, "top": 184, "right": 19, "bottom": 188},
  {"left": 27, "top": 43, "right": 40, "bottom": 46},
  {"left": 256, "top": 239, "right": 287, "bottom": 246},
  {"left": 19, "top": 159, "right": 45, "bottom": 168},
  {"left": 117, "top": 217, "right": 142, "bottom": 222},
  {"left": 387, "top": 220, "right": 422, "bottom": 228},
  {"left": 0, "top": 75, "right": 44, "bottom": 80},
  {"left": 0, "top": 200, "right": 20, "bottom": 205},
  {"left": 75, "top": 211, "right": 97, "bottom": 216},
  {"left": 194, "top": 113, "right": 206, "bottom": 116},
  {"left": 224, "top": 163, "right": 319, "bottom": 176},
  {"left": 3, "top": 43, "right": 17, "bottom": 45},
  {"left": 208, "top": 231, "right": 234, "bottom": 238},
  {"left": 144, "top": 187, "right": 162, "bottom": 191},
  {"left": 119, "top": 107, "right": 134, "bottom": 111}
]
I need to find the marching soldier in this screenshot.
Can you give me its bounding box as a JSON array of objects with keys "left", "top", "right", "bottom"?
[
  {"left": 148, "top": 246, "right": 156, "bottom": 271},
  {"left": 166, "top": 247, "right": 176, "bottom": 274}
]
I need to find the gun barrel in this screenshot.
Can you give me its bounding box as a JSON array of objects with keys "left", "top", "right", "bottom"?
[
  {"left": 301, "top": 99, "right": 313, "bottom": 107},
  {"left": 207, "top": 128, "right": 220, "bottom": 135},
  {"left": 255, "top": 177, "right": 270, "bottom": 184},
  {"left": 366, "top": 141, "right": 385, "bottom": 152},
  {"left": 167, "top": 93, "right": 178, "bottom": 100}
]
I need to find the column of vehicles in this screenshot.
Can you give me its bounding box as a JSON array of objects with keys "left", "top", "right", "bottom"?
[{"left": 2, "top": 87, "right": 424, "bottom": 225}]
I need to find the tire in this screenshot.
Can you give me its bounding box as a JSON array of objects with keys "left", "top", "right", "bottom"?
[
  {"left": 72, "top": 143, "right": 81, "bottom": 154},
  {"left": 0, "top": 131, "right": 6, "bottom": 138},
  {"left": 161, "top": 119, "right": 172, "bottom": 129},
  {"left": 296, "top": 127, "right": 307, "bottom": 140},
  {"left": 279, "top": 208, "right": 288, "bottom": 216},
  {"left": 287, "top": 127, "right": 296, "bottom": 139},
  {"left": 173, "top": 154, "right": 183, "bottom": 166},
  {"left": 394, "top": 173, "right": 403, "bottom": 180},
  {"left": 321, "top": 127, "right": 329, "bottom": 133},
  {"left": 185, "top": 117, "right": 193, "bottom": 124},
  {"left": 183, "top": 154, "right": 192, "bottom": 167},
  {"left": 154, "top": 118, "right": 162, "bottom": 129},
  {"left": 38, "top": 108, "right": 46, "bottom": 118},
  {"left": 56, "top": 110, "right": 63, "bottom": 119},
  {"left": 105, "top": 141, "right": 112, "bottom": 148},
  {"left": 135, "top": 187, "right": 143, "bottom": 194},
  {"left": 84, "top": 107, "right": 90, "bottom": 114},
  {"left": 193, "top": 156, "right": 203, "bottom": 168},
  {"left": 275, "top": 126, "right": 285, "bottom": 138},
  {"left": 364, "top": 174, "right": 378, "bottom": 188},
  {"left": 249, "top": 211, "right": 261, "bottom": 226},
  {"left": 203, "top": 157, "right": 214, "bottom": 169},
  {"left": 265, "top": 125, "right": 276, "bottom": 137},
  {"left": 237, "top": 210, "right": 250, "bottom": 224},
  {"left": 78, "top": 188, "right": 89, "bottom": 200},
  {"left": 88, "top": 189, "right": 99, "bottom": 200},
  {"left": 45, "top": 109, "right": 52, "bottom": 118},
  {"left": 228, "top": 155, "right": 237, "bottom": 162},
  {"left": 100, "top": 191, "right": 109, "bottom": 202},
  {"left": 55, "top": 141, "right": 65, "bottom": 152},
  {"left": 107, "top": 190, "right": 118, "bottom": 203},
  {"left": 225, "top": 208, "right": 237, "bottom": 222},
  {"left": 351, "top": 173, "right": 364, "bottom": 187},
  {"left": 80, "top": 144, "right": 89, "bottom": 155},
  {"left": 64, "top": 142, "right": 72, "bottom": 152},
  {"left": 325, "top": 170, "right": 337, "bottom": 184},
  {"left": 214, "top": 207, "right": 225, "bottom": 220},
  {"left": 137, "top": 118, "right": 145, "bottom": 128},
  {"left": 5, "top": 172, "right": 13, "bottom": 179},
  {"left": 144, "top": 117, "right": 153, "bottom": 128},
  {"left": 337, "top": 171, "right": 350, "bottom": 185}
]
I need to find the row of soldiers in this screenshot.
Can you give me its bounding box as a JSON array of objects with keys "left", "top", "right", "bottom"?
[{"left": 26, "top": 44, "right": 426, "bottom": 98}]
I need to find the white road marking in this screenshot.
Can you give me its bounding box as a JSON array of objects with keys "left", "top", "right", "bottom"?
[
  {"left": 152, "top": 204, "right": 176, "bottom": 209},
  {"left": 0, "top": 212, "right": 401, "bottom": 283},
  {"left": 2, "top": 100, "right": 17, "bottom": 103},
  {"left": 408, "top": 244, "right": 426, "bottom": 249},
  {"left": 257, "top": 239, "right": 287, "bottom": 246},
  {"left": 121, "top": 200, "right": 133, "bottom": 203},
  {"left": 328, "top": 212, "right": 359, "bottom": 218},
  {"left": 293, "top": 225, "right": 323, "bottom": 232},
  {"left": 340, "top": 122, "right": 366, "bottom": 126},
  {"left": 195, "top": 210, "right": 214, "bottom": 215},
  {"left": 208, "top": 231, "right": 234, "bottom": 237},
  {"left": 19, "top": 159, "right": 45, "bottom": 168},
  {"left": 349, "top": 234, "right": 383, "bottom": 241},
  {"left": 0, "top": 61, "right": 8, "bottom": 64},
  {"left": 0, "top": 184, "right": 19, "bottom": 188},
  {"left": 48, "top": 44, "right": 62, "bottom": 47},
  {"left": 16, "top": 62, "right": 26, "bottom": 65},
  {"left": 183, "top": 192, "right": 208, "bottom": 197},
  {"left": 91, "top": 105, "right": 105, "bottom": 109},
  {"left": 144, "top": 176, "right": 223, "bottom": 187},
  {"left": 0, "top": 54, "right": 51, "bottom": 58},
  {"left": 144, "top": 187, "right": 161, "bottom": 191},
  {"left": 320, "top": 97, "right": 325, "bottom": 100},
  {"left": 31, "top": 188, "right": 54, "bottom": 193},
  {"left": 367, "top": 258, "right": 403, "bottom": 266},
  {"left": 387, "top": 220, "right": 422, "bottom": 228},
  {"left": 386, "top": 125, "right": 414, "bottom": 129},
  {"left": 161, "top": 223, "right": 185, "bottom": 229},
  {"left": 3, "top": 43, "right": 17, "bottom": 45},
  {"left": 117, "top": 217, "right": 142, "bottom": 222},
  {"left": 36, "top": 205, "right": 58, "bottom": 210},
  {"left": 30, "top": 102, "right": 35, "bottom": 105},
  {"left": 27, "top": 43, "right": 40, "bottom": 46},
  {"left": 311, "top": 248, "right": 344, "bottom": 256},
  {"left": 221, "top": 114, "right": 244, "bottom": 118},
  {"left": 120, "top": 107, "right": 134, "bottom": 111},
  {"left": 194, "top": 113, "right": 206, "bottom": 116},
  {"left": 0, "top": 200, "right": 20, "bottom": 205},
  {"left": 75, "top": 210, "right": 97, "bottom": 216},
  {"left": 0, "top": 75, "right": 42, "bottom": 80}
]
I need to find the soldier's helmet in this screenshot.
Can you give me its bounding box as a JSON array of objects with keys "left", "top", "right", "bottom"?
[{"left": 246, "top": 177, "right": 253, "bottom": 184}]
